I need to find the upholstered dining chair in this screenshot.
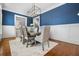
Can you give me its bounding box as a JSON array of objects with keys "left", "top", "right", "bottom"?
[
  {"left": 21, "top": 26, "right": 28, "bottom": 45},
  {"left": 35, "top": 26, "right": 50, "bottom": 51},
  {"left": 21, "top": 26, "right": 37, "bottom": 47}
]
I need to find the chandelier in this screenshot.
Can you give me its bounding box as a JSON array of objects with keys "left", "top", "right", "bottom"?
[{"left": 27, "top": 4, "right": 41, "bottom": 17}]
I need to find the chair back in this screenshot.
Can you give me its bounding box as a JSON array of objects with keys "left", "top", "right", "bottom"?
[
  {"left": 35, "top": 26, "right": 50, "bottom": 43},
  {"left": 43, "top": 26, "right": 50, "bottom": 42},
  {"left": 21, "top": 26, "right": 28, "bottom": 38}
]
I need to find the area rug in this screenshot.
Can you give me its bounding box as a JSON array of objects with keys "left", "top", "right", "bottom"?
[{"left": 9, "top": 38, "right": 58, "bottom": 56}]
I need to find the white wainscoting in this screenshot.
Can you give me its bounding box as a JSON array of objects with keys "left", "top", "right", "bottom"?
[
  {"left": 0, "top": 4, "right": 2, "bottom": 40},
  {"left": 50, "top": 23, "right": 79, "bottom": 45},
  {"left": 3, "top": 25, "right": 16, "bottom": 38},
  {"left": 2, "top": 23, "right": 79, "bottom": 45}
]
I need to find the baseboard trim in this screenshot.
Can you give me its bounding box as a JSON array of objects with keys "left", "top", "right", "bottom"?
[
  {"left": 50, "top": 38, "right": 79, "bottom": 46},
  {"left": 2, "top": 37, "right": 16, "bottom": 40}
]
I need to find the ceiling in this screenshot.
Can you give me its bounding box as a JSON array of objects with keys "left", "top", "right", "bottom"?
[{"left": 2, "top": 3, "right": 65, "bottom": 16}]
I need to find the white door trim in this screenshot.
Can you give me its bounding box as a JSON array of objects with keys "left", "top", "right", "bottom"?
[{"left": 14, "top": 14, "right": 27, "bottom": 36}]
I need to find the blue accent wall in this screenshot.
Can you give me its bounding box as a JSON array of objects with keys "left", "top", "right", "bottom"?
[
  {"left": 2, "top": 10, "right": 32, "bottom": 26},
  {"left": 2, "top": 10, "right": 15, "bottom": 25},
  {"left": 27, "top": 17, "right": 33, "bottom": 26},
  {"left": 3, "top": 3, "right": 79, "bottom": 26},
  {"left": 41, "top": 3, "right": 79, "bottom": 26}
]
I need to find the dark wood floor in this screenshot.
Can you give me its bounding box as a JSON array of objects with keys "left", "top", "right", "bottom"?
[{"left": 0, "top": 38, "right": 79, "bottom": 56}]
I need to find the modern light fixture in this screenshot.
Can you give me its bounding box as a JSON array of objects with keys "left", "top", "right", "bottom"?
[
  {"left": 27, "top": 3, "right": 41, "bottom": 17},
  {"left": 77, "top": 12, "right": 79, "bottom": 16}
]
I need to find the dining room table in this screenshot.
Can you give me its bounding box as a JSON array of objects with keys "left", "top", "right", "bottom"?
[{"left": 26, "top": 26, "right": 41, "bottom": 46}]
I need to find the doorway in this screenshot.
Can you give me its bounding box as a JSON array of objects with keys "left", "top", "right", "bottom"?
[{"left": 15, "top": 15, "right": 27, "bottom": 37}]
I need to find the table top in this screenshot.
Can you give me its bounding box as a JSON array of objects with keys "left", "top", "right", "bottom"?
[{"left": 27, "top": 27, "right": 41, "bottom": 36}]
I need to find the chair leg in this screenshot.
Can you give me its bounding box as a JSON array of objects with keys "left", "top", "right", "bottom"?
[
  {"left": 47, "top": 41, "right": 50, "bottom": 47},
  {"left": 42, "top": 43, "right": 44, "bottom": 51},
  {"left": 26, "top": 40, "right": 28, "bottom": 47},
  {"left": 34, "top": 38, "right": 36, "bottom": 45},
  {"left": 20, "top": 37, "right": 22, "bottom": 42},
  {"left": 23, "top": 39, "right": 25, "bottom": 44},
  {"left": 35, "top": 40, "right": 36, "bottom": 45}
]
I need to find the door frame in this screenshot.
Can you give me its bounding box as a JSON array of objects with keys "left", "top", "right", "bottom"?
[{"left": 14, "top": 14, "right": 27, "bottom": 36}]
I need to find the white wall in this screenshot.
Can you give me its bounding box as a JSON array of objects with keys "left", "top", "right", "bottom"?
[
  {"left": 3, "top": 25, "right": 16, "bottom": 38},
  {"left": 0, "top": 4, "right": 2, "bottom": 34},
  {"left": 50, "top": 23, "right": 79, "bottom": 45},
  {"left": 0, "top": 4, "right": 2, "bottom": 40}
]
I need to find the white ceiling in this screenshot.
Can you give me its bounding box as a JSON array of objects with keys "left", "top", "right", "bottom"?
[{"left": 2, "top": 3, "right": 65, "bottom": 16}]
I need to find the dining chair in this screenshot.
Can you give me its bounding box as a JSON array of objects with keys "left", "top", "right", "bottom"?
[
  {"left": 21, "top": 26, "right": 28, "bottom": 45},
  {"left": 21, "top": 26, "right": 37, "bottom": 47},
  {"left": 27, "top": 26, "right": 37, "bottom": 46},
  {"left": 35, "top": 26, "right": 50, "bottom": 51}
]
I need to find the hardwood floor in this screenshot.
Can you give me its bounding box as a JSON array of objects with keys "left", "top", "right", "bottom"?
[
  {"left": 0, "top": 39, "right": 11, "bottom": 56},
  {"left": 0, "top": 38, "right": 79, "bottom": 56},
  {"left": 0, "top": 37, "right": 16, "bottom": 56},
  {"left": 45, "top": 39, "right": 79, "bottom": 56}
]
